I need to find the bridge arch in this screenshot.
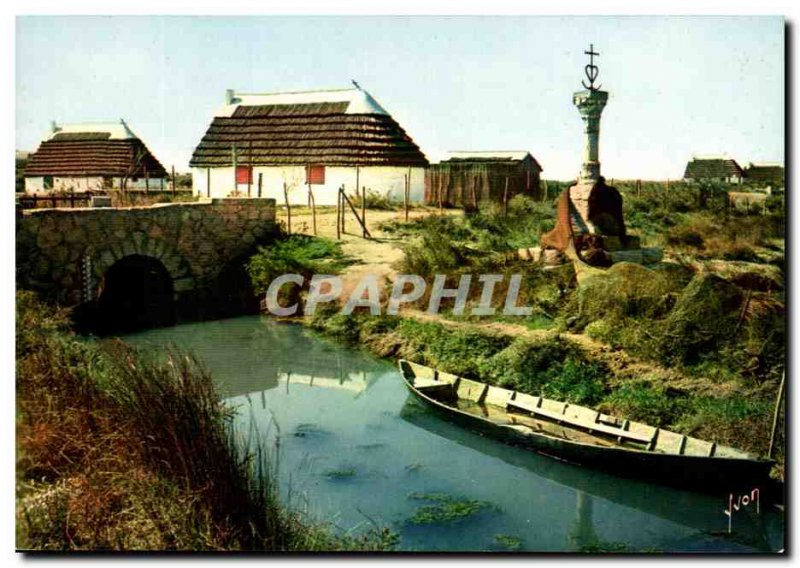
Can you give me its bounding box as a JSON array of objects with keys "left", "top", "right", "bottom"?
[{"left": 95, "top": 254, "right": 175, "bottom": 333}]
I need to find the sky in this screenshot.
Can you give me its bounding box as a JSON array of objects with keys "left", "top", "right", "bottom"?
[{"left": 15, "top": 15, "right": 784, "bottom": 179}]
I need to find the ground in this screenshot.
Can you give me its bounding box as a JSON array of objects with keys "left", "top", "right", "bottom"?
[{"left": 275, "top": 205, "right": 461, "bottom": 296}]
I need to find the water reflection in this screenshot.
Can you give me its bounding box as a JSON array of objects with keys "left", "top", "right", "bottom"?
[
  {"left": 398, "top": 398, "right": 781, "bottom": 552},
  {"left": 124, "top": 316, "right": 784, "bottom": 553}
]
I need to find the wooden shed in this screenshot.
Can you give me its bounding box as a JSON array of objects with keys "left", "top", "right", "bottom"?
[{"left": 425, "top": 151, "right": 543, "bottom": 209}]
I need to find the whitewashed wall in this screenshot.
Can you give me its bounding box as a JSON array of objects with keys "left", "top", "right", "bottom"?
[
  {"left": 192, "top": 165, "right": 426, "bottom": 205},
  {"left": 24, "top": 176, "right": 167, "bottom": 194}
]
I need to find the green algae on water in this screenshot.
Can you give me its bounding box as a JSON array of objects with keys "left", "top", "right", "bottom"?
[{"left": 406, "top": 492, "right": 498, "bottom": 525}]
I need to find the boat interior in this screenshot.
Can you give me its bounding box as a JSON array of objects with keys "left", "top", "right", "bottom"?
[{"left": 399, "top": 360, "right": 755, "bottom": 460}]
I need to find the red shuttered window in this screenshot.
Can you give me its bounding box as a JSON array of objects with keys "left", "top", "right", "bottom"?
[
  {"left": 236, "top": 166, "right": 252, "bottom": 185},
  {"left": 306, "top": 165, "right": 325, "bottom": 185}
]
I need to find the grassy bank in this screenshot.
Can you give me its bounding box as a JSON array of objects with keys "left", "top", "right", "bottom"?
[
  {"left": 309, "top": 309, "right": 783, "bottom": 475},
  {"left": 16, "top": 291, "right": 394, "bottom": 551},
  {"left": 247, "top": 193, "right": 784, "bottom": 477}
]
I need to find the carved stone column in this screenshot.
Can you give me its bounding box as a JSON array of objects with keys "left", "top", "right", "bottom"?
[{"left": 573, "top": 89, "right": 608, "bottom": 184}]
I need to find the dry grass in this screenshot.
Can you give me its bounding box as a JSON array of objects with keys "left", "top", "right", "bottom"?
[{"left": 16, "top": 291, "right": 394, "bottom": 551}]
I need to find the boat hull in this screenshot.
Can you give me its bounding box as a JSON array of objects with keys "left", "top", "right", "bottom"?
[{"left": 401, "top": 370, "right": 773, "bottom": 495}]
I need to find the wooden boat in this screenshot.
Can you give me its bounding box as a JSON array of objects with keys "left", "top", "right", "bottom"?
[{"left": 398, "top": 359, "right": 774, "bottom": 493}]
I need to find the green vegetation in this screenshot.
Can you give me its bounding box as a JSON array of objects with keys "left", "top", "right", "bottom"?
[
  {"left": 322, "top": 468, "right": 357, "bottom": 480},
  {"left": 254, "top": 184, "right": 783, "bottom": 474},
  {"left": 248, "top": 234, "right": 350, "bottom": 294},
  {"left": 406, "top": 492, "right": 498, "bottom": 525},
  {"left": 348, "top": 188, "right": 405, "bottom": 211},
  {"left": 16, "top": 291, "right": 393, "bottom": 551},
  {"left": 493, "top": 534, "right": 523, "bottom": 551},
  {"left": 247, "top": 234, "right": 352, "bottom": 314}
]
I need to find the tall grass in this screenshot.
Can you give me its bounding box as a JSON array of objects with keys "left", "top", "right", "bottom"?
[{"left": 16, "top": 291, "right": 392, "bottom": 551}]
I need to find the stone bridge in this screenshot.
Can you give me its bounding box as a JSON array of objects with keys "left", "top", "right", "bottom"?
[{"left": 16, "top": 198, "right": 277, "bottom": 331}]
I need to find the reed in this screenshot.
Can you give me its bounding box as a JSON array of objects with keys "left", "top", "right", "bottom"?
[{"left": 16, "top": 291, "right": 393, "bottom": 551}]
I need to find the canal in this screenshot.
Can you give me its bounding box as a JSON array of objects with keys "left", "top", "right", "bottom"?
[{"left": 124, "top": 315, "right": 784, "bottom": 552}]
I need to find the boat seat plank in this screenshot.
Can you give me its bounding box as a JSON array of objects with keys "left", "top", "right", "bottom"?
[
  {"left": 413, "top": 377, "right": 445, "bottom": 389},
  {"left": 506, "top": 399, "right": 652, "bottom": 444}
]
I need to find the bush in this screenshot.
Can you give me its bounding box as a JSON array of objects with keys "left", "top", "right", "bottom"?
[
  {"left": 348, "top": 189, "right": 397, "bottom": 211},
  {"left": 673, "top": 395, "right": 773, "bottom": 456},
  {"left": 603, "top": 382, "right": 690, "bottom": 428},
  {"left": 478, "top": 336, "right": 587, "bottom": 394},
  {"left": 567, "top": 262, "right": 680, "bottom": 329},
  {"left": 247, "top": 234, "right": 350, "bottom": 295},
  {"left": 653, "top": 273, "right": 743, "bottom": 366},
  {"left": 542, "top": 359, "right": 606, "bottom": 406}
]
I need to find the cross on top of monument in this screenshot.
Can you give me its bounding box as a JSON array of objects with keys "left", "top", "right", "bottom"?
[{"left": 582, "top": 43, "right": 601, "bottom": 91}]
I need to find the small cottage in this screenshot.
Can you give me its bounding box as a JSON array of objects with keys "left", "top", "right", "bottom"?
[
  {"left": 24, "top": 120, "right": 167, "bottom": 193},
  {"left": 189, "top": 87, "right": 429, "bottom": 205},
  {"left": 744, "top": 162, "right": 784, "bottom": 187},
  {"left": 683, "top": 155, "right": 744, "bottom": 184},
  {"left": 425, "top": 151, "right": 543, "bottom": 208}
]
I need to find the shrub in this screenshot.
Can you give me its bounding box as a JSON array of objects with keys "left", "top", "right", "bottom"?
[
  {"left": 603, "top": 382, "right": 690, "bottom": 428},
  {"left": 542, "top": 359, "right": 606, "bottom": 406},
  {"left": 673, "top": 395, "right": 773, "bottom": 456},
  {"left": 348, "top": 189, "right": 397, "bottom": 211},
  {"left": 478, "top": 335, "right": 586, "bottom": 394},
  {"left": 653, "top": 273, "right": 743, "bottom": 366},
  {"left": 247, "top": 235, "right": 350, "bottom": 295}
]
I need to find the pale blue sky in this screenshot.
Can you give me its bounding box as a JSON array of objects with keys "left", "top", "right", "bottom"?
[{"left": 16, "top": 15, "right": 784, "bottom": 179}]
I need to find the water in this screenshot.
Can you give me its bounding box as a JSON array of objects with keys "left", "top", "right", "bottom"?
[{"left": 124, "top": 315, "right": 784, "bottom": 553}]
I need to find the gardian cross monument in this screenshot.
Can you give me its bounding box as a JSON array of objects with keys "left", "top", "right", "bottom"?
[{"left": 541, "top": 44, "right": 641, "bottom": 266}]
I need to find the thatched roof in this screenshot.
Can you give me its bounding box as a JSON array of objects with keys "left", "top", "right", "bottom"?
[
  {"left": 24, "top": 121, "right": 167, "bottom": 178},
  {"left": 683, "top": 156, "right": 743, "bottom": 180},
  {"left": 190, "top": 88, "right": 428, "bottom": 168},
  {"left": 441, "top": 151, "right": 542, "bottom": 170},
  {"left": 745, "top": 162, "right": 784, "bottom": 184}
]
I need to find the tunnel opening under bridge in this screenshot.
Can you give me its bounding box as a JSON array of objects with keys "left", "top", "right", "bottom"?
[{"left": 93, "top": 254, "right": 176, "bottom": 334}]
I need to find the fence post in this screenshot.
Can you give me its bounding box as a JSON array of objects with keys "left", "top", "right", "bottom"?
[
  {"left": 283, "top": 182, "right": 292, "bottom": 234},
  {"left": 257, "top": 173, "right": 263, "bottom": 198},
  {"left": 309, "top": 183, "right": 317, "bottom": 236},
  {"left": 340, "top": 185, "right": 346, "bottom": 234},
  {"left": 769, "top": 371, "right": 785, "bottom": 459},
  {"left": 361, "top": 185, "right": 367, "bottom": 239},
  {"left": 403, "top": 174, "right": 409, "bottom": 222},
  {"left": 503, "top": 176, "right": 509, "bottom": 216},
  {"left": 248, "top": 140, "right": 253, "bottom": 197},
  {"left": 171, "top": 165, "right": 175, "bottom": 196},
  {"left": 336, "top": 185, "right": 341, "bottom": 240},
  {"left": 207, "top": 168, "right": 211, "bottom": 198}
]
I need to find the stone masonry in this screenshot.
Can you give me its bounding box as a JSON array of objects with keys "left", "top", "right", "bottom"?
[{"left": 16, "top": 198, "right": 277, "bottom": 307}]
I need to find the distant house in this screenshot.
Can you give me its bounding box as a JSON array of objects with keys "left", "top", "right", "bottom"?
[
  {"left": 683, "top": 155, "right": 744, "bottom": 184},
  {"left": 24, "top": 120, "right": 167, "bottom": 194},
  {"left": 745, "top": 162, "right": 784, "bottom": 187},
  {"left": 425, "top": 151, "right": 543, "bottom": 208},
  {"left": 189, "top": 87, "right": 429, "bottom": 205}
]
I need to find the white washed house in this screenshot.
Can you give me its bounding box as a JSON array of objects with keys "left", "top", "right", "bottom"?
[
  {"left": 24, "top": 120, "right": 168, "bottom": 193},
  {"left": 189, "top": 87, "right": 429, "bottom": 205}
]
